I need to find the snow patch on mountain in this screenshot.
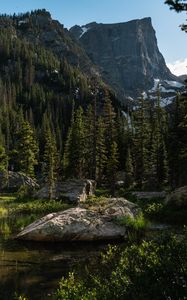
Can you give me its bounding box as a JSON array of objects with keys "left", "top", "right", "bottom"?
[
  {"left": 164, "top": 80, "right": 184, "bottom": 88},
  {"left": 79, "top": 26, "right": 89, "bottom": 38}
]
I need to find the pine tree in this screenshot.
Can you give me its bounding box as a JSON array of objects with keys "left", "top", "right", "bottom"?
[
  {"left": 63, "top": 107, "right": 85, "bottom": 178},
  {"left": 0, "top": 145, "right": 8, "bottom": 188},
  {"left": 132, "top": 96, "right": 150, "bottom": 188},
  {"left": 43, "top": 127, "right": 59, "bottom": 200},
  {"left": 168, "top": 93, "right": 187, "bottom": 186},
  {"left": 125, "top": 147, "right": 134, "bottom": 188},
  {"left": 16, "top": 120, "right": 38, "bottom": 178},
  {"left": 102, "top": 90, "right": 116, "bottom": 150},
  {"left": 84, "top": 103, "right": 97, "bottom": 179},
  {"left": 0, "top": 145, "right": 8, "bottom": 172},
  {"left": 106, "top": 141, "right": 119, "bottom": 195},
  {"left": 153, "top": 91, "right": 169, "bottom": 188},
  {"left": 96, "top": 116, "right": 107, "bottom": 184}
]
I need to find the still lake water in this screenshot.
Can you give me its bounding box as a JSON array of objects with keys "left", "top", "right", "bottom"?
[
  {"left": 0, "top": 215, "right": 108, "bottom": 300},
  {"left": 0, "top": 200, "right": 177, "bottom": 300}
]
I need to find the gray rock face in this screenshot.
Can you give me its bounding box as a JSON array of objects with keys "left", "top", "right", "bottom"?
[
  {"left": 0, "top": 171, "right": 39, "bottom": 191},
  {"left": 95, "top": 198, "right": 140, "bottom": 218},
  {"left": 70, "top": 18, "right": 177, "bottom": 99},
  {"left": 132, "top": 191, "right": 166, "bottom": 200},
  {"left": 35, "top": 179, "right": 96, "bottom": 204},
  {"left": 16, "top": 198, "right": 140, "bottom": 242},
  {"left": 165, "top": 186, "right": 187, "bottom": 208}
]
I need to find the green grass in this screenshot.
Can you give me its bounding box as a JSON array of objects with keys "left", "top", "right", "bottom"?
[
  {"left": 95, "top": 188, "right": 110, "bottom": 197},
  {"left": 115, "top": 213, "right": 149, "bottom": 232},
  {"left": 8, "top": 199, "right": 72, "bottom": 215},
  {"left": 0, "top": 207, "right": 8, "bottom": 216},
  {"left": 0, "top": 221, "right": 11, "bottom": 238},
  {"left": 0, "top": 194, "right": 73, "bottom": 236},
  {"left": 0, "top": 194, "right": 72, "bottom": 215},
  {"left": 0, "top": 195, "right": 16, "bottom": 201}
]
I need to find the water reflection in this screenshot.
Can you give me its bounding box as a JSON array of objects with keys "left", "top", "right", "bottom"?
[{"left": 0, "top": 215, "right": 108, "bottom": 300}]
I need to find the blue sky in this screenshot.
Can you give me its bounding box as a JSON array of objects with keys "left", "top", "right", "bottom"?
[{"left": 0, "top": 0, "right": 187, "bottom": 74}]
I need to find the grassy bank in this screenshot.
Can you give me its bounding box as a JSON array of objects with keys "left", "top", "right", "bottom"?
[{"left": 0, "top": 194, "right": 72, "bottom": 236}]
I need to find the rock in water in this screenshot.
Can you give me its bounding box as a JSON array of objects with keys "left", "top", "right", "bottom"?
[
  {"left": 16, "top": 198, "right": 140, "bottom": 242},
  {"left": 16, "top": 207, "right": 127, "bottom": 241}
]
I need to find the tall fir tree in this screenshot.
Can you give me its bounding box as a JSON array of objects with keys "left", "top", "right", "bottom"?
[
  {"left": 0, "top": 145, "right": 8, "bottom": 172},
  {"left": 106, "top": 141, "right": 119, "bottom": 195},
  {"left": 84, "top": 103, "right": 97, "bottom": 179},
  {"left": 132, "top": 96, "right": 150, "bottom": 188},
  {"left": 16, "top": 120, "right": 38, "bottom": 178},
  {"left": 96, "top": 116, "right": 107, "bottom": 184},
  {"left": 125, "top": 147, "right": 134, "bottom": 188},
  {"left": 63, "top": 106, "right": 85, "bottom": 178},
  {"left": 43, "top": 127, "right": 59, "bottom": 200}
]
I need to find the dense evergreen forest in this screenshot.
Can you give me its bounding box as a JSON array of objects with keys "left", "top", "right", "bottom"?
[
  {"left": 0, "top": 8, "right": 186, "bottom": 197},
  {"left": 0, "top": 3, "right": 186, "bottom": 300}
]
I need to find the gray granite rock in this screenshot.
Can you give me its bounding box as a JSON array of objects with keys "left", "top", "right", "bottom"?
[
  {"left": 16, "top": 198, "right": 141, "bottom": 242},
  {"left": 0, "top": 171, "right": 39, "bottom": 191},
  {"left": 35, "top": 179, "right": 96, "bottom": 204},
  {"left": 165, "top": 186, "right": 187, "bottom": 208}
]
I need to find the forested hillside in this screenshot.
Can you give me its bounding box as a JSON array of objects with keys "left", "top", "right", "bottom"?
[{"left": 0, "top": 9, "right": 186, "bottom": 195}]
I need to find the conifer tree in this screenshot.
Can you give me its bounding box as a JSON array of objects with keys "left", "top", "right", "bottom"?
[
  {"left": 96, "top": 116, "right": 107, "bottom": 184},
  {"left": 132, "top": 96, "right": 150, "bottom": 188},
  {"left": 0, "top": 145, "right": 8, "bottom": 172},
  {"left": 16, "top": 120, "right": 38, "bottom": 178},
  {"left": 125, "top": 147, "right": 134, "bottom": 188},
  {"left": 0, "top": 145, "right": 8, "bottom": 188},
  {"left": 63, "top": 107, "right": 85, "bottom": 178},
  {"left": 84, "top": 103, "right": 96, "bottom": 179},
  {"left": 153, "top": 90, "right": 169, "bottom": 188},
  {"left": 103, "top": 90, "right": 116, "bottom": 150},
  {"left": 43, "top": 127, "right": 59, "bottom": 200},
  {"left": 168, "top": 93, "right": 187, "bottom": 186},
  {"left": 106, "top": 141, "right": 119, "bottom": 194}
]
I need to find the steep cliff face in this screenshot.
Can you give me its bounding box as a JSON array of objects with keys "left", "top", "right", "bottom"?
[{"left": 70, "top": 18, "right": 177, "bottom": 99}]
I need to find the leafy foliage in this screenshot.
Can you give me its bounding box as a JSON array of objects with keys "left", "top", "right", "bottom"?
[
  {"left": 55, "top": 232, "right": 187, "bottom": 300},
  {"left": 165, "top": 0, "right": 187, "bottom": 31}
]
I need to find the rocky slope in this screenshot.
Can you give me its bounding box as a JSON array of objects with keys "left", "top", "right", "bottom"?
[
  {"left": 0, "top": 10, "right": 181, "bottom": 104},
  {"left": 70, "top": 18, "right": 178, "bottom": 100},
  {"left": 0, "top": 9, "right": 99, "bottom": 76}
]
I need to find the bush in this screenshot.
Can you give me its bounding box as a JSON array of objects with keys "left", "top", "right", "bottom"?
[
  {"left": 16, "top": 185, "right": 33, "bottom": 201},
  {"left": 55, "top": 231, "right": 187, "bottom": 300}
]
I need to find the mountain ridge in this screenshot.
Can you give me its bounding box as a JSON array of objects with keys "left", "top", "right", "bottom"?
[{"left": 70, "top": 17, "right": 178, "bottom": 101}]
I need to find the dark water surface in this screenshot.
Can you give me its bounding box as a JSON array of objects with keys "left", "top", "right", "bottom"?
[
  {"left": 0, "top": 200, "right": 180, "bottom": 300},
  {"left": 0, "top": 216, "right": 108, "bottom": 300}
]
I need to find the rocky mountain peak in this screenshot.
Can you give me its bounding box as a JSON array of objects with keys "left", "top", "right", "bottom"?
[{"left": 70, "top": 17, "right": 177, "bottom": 100}]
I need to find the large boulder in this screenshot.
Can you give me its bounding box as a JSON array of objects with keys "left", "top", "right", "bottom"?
[
  {"left": 165, "top": 186, "right": 187, "bottom": 208},
  {"left": 35, "top": 179, "right": 96, "bottom": 204},
  {"left": 16, "top": 198, "right": 140, "bottom": 242},
  {"left": 132, "top": 191, "right": 166, "bottom": 200},
  {"left": 0, "top": 171, "right": 39, "bottom": 191},
  {"left": 95, "top": 198, "right": 140, "bottom": 218}
]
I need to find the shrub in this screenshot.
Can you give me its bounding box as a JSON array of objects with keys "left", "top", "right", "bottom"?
[{"left": 55, "top": 231, "right": 187, "bottom": 300}]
